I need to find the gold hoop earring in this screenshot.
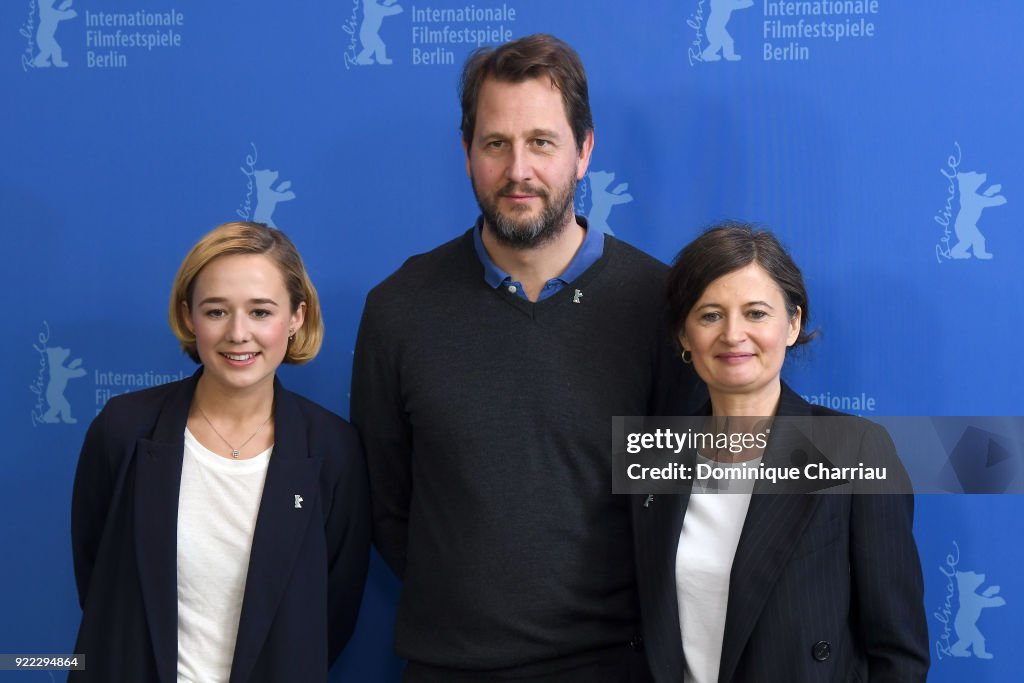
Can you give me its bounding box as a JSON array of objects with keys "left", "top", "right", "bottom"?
[{"left": 681, "top": 350, "right": 692, "bottom": 364}]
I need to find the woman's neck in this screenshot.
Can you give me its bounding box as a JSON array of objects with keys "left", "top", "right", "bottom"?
[
  {"left": 191, "top": 374, "right": 275, "bottom": 423},
  {"left": 709, "top": 380, "right": 782, "bottom": 417}
]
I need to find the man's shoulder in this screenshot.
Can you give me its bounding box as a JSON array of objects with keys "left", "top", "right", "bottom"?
[
  {"left": 603, "top": 235, "right": 669, "bottom": 275},
  {"left": 598, "top": 235, "right": 670, "bottom": 297},
  {"left": 357, "top": 228, "right": 478, "bottom": 340},
  {"left": 368, "top": 229, "right": 475, "bottom": 299}
]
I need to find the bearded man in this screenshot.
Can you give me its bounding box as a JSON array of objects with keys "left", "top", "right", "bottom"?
[{"left": 352, "top": 33, "right": 701, "bottom": 683}]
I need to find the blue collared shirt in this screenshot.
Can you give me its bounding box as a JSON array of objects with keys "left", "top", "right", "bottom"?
[{"left": 472, "top": 216, "right": 605, "bottom": 302}]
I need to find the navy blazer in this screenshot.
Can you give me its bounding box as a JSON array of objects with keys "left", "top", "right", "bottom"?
[
  {"left": 632, "top": 383, "right": 929, "bottom": 682},
  {"left": 70, "top": 370, "right": 370, "bottom": 683}
]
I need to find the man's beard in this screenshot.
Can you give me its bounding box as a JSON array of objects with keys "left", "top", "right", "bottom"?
[{"left": 474, "top": 176, "right": 577, "bottom": 249}]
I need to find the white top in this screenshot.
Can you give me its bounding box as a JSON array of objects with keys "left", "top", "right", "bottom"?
[
  {"left": 176, "top": 428, "right": 272, "bottom": 683},
  {"left": 675, "top": 454, "right": 760, "bottom": 683}
]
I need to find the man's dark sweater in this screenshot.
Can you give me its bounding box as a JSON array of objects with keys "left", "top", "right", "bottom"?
[{"left": 351, "top": 227, "right": 700, "bottom": 674}]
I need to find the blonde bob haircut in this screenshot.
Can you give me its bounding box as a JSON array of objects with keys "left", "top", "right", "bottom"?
[{"left": 168, "top": 222, "right": 323, "bottom": 365}]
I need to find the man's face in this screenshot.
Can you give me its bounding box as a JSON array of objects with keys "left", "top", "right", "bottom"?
[{"left": 465, "top": 77, "right": 594, "bottom": 249}]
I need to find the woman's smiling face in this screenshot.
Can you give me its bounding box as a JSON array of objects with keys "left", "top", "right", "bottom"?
[
  {"left": 184, "top": 253, "right": 304, "bottom": 395},
  {"left": 680, "top": 263, "right": 800, "bottom": 406}
]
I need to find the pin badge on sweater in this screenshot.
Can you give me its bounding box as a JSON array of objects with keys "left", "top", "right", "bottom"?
[
  {"left": 573, "top": 289, "right": 583, "bottom": 303},
  {"left": 294, "top": 495, "right": 303, "bottom": 509}
]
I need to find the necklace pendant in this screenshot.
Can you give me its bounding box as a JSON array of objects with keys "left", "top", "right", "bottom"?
[{"left": 195, "top": 404, "right": 271, "bottom": 462}]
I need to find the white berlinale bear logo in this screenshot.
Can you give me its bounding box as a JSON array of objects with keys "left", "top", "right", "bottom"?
[{"left": 950, "top": 570, "right": 1006, "bottom": 659}]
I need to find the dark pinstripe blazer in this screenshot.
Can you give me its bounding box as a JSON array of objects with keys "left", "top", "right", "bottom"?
[{"left": 632, "top": 383, "right": 929, "bottom": 682}]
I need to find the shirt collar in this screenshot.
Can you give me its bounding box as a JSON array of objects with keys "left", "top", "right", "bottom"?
[{"left": 472, "top": 215, "right": 605, "bottom": 289}]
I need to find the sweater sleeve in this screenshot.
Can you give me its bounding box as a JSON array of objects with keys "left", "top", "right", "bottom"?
[{"left": 350, "top": 290, "right": 413, "bottom": 579}]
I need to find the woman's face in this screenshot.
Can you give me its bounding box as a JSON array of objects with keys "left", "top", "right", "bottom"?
[
  {"left": 184, "top": 253, "right": 304, "bottom": 396},
  {"left": 680, "top": 263, "right": 800, "bottom": 405}
]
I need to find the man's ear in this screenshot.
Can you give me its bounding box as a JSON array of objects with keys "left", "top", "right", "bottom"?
[{"left": 576, "top": 129, "right": 595, "bottom": 181}]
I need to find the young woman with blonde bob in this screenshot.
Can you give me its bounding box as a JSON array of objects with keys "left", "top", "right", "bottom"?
[{"left": 71, "top": 222, "right": 369, "bottom": 682}]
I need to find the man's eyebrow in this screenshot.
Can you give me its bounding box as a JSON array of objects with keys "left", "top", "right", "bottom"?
[
  {"left": 527, "top": 128, "right": 562, "bottom": 139},
  {"left": 477, "top": 128, "right": 563, "bottom": 139}
]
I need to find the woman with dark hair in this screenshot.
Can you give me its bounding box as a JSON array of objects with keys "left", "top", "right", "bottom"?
[
  {"left": 70, "top": 222, "right": 370, "bottom": 682},
  {"left": 634, "top": 223, "right": 929, "bottom": 682}
]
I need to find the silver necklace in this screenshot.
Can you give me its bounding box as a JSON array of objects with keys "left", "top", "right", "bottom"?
[{"left": 196, "top": 405, "right": 272, "bottom": 459}]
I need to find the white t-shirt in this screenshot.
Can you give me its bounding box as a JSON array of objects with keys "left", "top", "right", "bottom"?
[
  {"left": 675, "top": 454, "right": 760, "bottom": 683},
  {"left": 176, "top": 428, "right": 271, "bottom": 683}
]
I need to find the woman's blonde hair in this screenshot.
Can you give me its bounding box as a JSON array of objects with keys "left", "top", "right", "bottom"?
[{"left": 168, "top": 222, "right": 323, "bottom": 364}]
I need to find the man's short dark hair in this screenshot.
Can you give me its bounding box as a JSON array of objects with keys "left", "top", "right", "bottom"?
[{"left": 459, "top": 34, "right": 593, "bottom": 152}]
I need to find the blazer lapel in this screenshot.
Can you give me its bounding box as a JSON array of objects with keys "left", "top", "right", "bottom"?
[
  {"left": 230, "top": 382, "right": 322, "bottom": 683},
  {"left": 636, "top": 486, "right": 690, "bottom": 682},
  {"left": 717, "top": 383, "right": 821, "bottom": 683},
  {"left": 134, "top": 373, "right": 198, "bottom": 683},
  {"left": 718, "top": 494, "right": 819, "bottom": 682}
]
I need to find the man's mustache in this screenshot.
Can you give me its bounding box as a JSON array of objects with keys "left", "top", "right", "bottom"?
[{"left": 498, "top": 183, "right": 548, "bottom": 198}]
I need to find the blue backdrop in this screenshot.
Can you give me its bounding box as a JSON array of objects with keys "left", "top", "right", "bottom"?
[{"left": 3, "top": 0, "right": 1021, "bottom": 680}]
